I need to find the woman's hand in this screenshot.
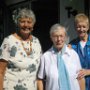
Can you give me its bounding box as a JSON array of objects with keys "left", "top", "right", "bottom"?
[
  {"left": 67, "top": 44, "right": 72, "bottom": 49},
  {"left": 77, "top": 69, "right": 90, "bottom": 79}
]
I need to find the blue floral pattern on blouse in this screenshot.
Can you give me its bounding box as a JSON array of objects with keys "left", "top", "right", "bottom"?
[{"left": 0, "top": 35, "right": 42, "bottom": 90}]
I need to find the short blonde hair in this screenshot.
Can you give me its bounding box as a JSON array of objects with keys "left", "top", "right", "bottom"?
[{"left": 75, "top": 13, "right": 89, "bottom": 25}]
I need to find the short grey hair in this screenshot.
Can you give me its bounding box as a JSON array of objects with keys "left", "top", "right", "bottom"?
[
  {"left": 50, "top": 23, "right": 69, "bottom": 44},
  {"left": 12, "top": 8, "right": 36, "bottom": 25}
]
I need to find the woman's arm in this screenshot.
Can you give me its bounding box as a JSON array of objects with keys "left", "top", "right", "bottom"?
[
  {"left": 78, "top": 69, "right": 90, "bottom": 79},
  {"left": 0, "top": 59, "right": 8, "bottom": 90},
  {"left": 37, "top": 79, "right": 44, "bottom": 90},
  {"left": 78, "top": 78, "right": 85, "bottom": 90}
]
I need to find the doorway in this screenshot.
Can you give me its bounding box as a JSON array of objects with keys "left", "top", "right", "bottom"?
[{"left": 32, "top": 0, "right": 59, "bottom": 52}]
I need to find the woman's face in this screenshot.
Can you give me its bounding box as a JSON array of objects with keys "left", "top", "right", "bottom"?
[
  {"left": 18, "top": 17, "right": 34, "bottom": 36},
  {"left": 76, "top": 21, "right": 89, "bottom": 38},
  {"left": 50, "top": 29, "right": 66, "bottom": 51}
]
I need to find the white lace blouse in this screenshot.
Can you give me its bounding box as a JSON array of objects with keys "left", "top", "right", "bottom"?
[{"left": 0, "top": 34, "right": 42, "bottom": 90}]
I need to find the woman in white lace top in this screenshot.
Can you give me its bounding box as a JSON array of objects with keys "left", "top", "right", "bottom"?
[{"left": 0, "top": 8, "right": 42, "bottom": 90}]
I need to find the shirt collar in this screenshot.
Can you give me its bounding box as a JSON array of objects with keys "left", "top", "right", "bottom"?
[{"left": 50, "top": 45, "right": 71, "bottom": 56}]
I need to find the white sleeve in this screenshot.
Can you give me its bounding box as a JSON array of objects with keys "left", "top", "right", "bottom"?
[
  {"left": 0, "top": 38, "right": 10, "bottom": 61},
  {"left": 75, "top": 51, "right": 82, "bottom": 70},
  {"left": 72, "top": 50, "right": 82, "bottom": 78},
  {"left": 38, "top": 55, "right": 46, "bottom": 79}
]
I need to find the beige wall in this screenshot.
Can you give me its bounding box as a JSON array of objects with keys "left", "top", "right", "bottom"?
[{"left": 60, "top": 0, "right": 84, "bottom": 41}]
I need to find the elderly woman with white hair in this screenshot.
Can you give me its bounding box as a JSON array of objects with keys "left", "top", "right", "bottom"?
[
  {"left": 0, "top": 8, "right": 42, "bottom": 90},
  {"left": 37, "top": 23, "right": 85, "bottom": 90}
]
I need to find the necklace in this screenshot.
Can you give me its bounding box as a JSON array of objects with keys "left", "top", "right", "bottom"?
[{"left": 20, "top": 35, "right": 32, "bottom": 56}]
